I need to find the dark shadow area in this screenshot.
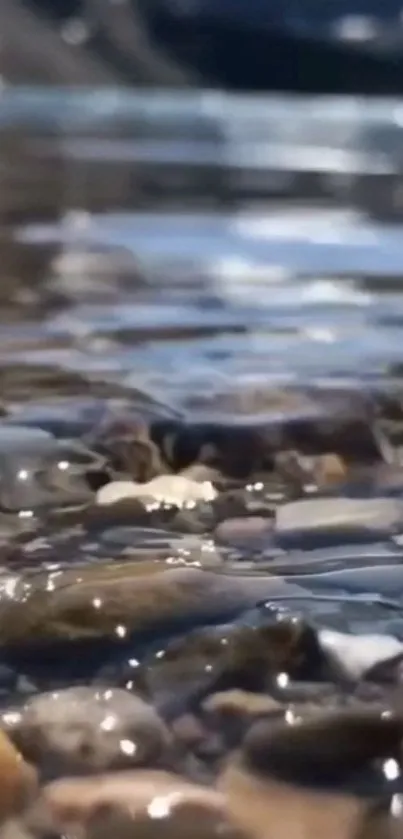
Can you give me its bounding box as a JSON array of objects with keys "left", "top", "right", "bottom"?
[{"left": 10, "top": 0, "right": 403, "bottom": 93}]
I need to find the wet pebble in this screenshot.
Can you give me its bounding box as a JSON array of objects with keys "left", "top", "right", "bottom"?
[
  {"left": 34, "top": 769, "right": 247, "bottom": 839},
  {"left": 2, "top": 687, "right": 171, "bottom": 775}
]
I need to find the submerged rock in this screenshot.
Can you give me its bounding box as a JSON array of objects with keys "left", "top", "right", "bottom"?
[
  {"left": 139, "top": 616, "right": 323, "bottom": 716},
  {"left": 0, "top": 565, "right": 304, "bottom": 652},
  {"left": 2, "top": 687, "right": 171, "bottom": 774},
  {"left": 153, "top": 386, "right": 388, "bottom": 478},
  {"left": 0, "top": 423, "right": 104, "bottom": 512}
]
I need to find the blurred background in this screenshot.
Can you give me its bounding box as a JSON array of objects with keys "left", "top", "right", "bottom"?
[
  {"left": 3, "top": 0, "right": 403, "bottom": 392},
  {"left": 4, "top": 0, "right": 403, "bottom": 229}
]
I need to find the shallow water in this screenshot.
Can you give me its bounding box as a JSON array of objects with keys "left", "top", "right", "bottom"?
[{"left": 4, "top": 91, "right": 403, "bottom": 831}]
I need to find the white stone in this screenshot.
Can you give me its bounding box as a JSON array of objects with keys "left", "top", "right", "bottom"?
[
  {"left": 96, "top": 475, "right": 217, "bottom": 508},
  {"left": 319, "top": 627, "right": 403, "bottom": 680}
]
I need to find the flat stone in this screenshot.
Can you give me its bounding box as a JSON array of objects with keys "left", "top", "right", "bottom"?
[{"left": 275, "top": 498, "right": 403, "bottom": 547}]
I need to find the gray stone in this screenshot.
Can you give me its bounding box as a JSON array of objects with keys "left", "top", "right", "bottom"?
[{"left": 275, "top": 498, "right": 403, "bottom": 547}]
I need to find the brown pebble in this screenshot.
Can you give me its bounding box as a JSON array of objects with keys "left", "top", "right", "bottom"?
[
  {"left": 203, "top": 690, "right": 283, "bottom": 720},
  {"left": 312, "top": 454, "right": 348, "bottom": 488},
  {"left": 219, "top": 760, "right": 367, "bottom": 839},
  {"left": 37, "top": 769, "right": 248, "bottom": 839},
  {"left": 0, "top": 730, "right": 37, "bottom": 823}
]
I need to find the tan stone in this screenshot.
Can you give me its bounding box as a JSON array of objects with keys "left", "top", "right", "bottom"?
[{"left": 0, "top": 730, "right": 36, "bottom": 823}]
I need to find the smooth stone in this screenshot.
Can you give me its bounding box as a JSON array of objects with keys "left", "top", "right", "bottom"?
[
  {"left": 36, "top": 770, "right": 245, "bottom": 838},
  {"left": 214, "top": 518, "right": 273, "bottom": 549},
  {"left": 0, "top": 730, "right": 37, "bottom": 823},
  {"left": 2, "top": 687, "right": 171, "bottom": 773},
  {"left": 219, "top": 761, "right": 368, "bottom": 839},
  {"left": 97, "top": 476, "right": 217, "bottom": 508},
  {"left": 242, "top": 710, "right": 403, "bottom": 789},
  {"left": 318, "top": 629, "right": 403, "bottom": 682},
  {"left": 275, "top": 498, "right": 403, "bottom": 547}
]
